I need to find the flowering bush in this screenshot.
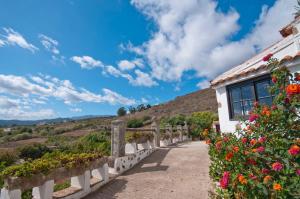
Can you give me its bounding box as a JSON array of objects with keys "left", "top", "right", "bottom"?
[{"left": 206, "top": 55, "right": 300, "bottom": 198}]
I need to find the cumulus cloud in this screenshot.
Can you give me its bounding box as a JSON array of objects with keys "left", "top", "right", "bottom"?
[
  {"left": 0, "top": 74, "right": 136, "bottom": 106},
  {"left": 118, "top": 58, "right": 144, "bottom": 71},
  {"left": 1, "top": 28, "right": 38, "bottom": 52},
  {"left": 130, "top": 0, "right": 296, "bottom": 83},
  {"left": 71, "top": 56, "right": 103, "bottom": 69},
  {"left": 103, "top": 65, "right": 157, "bottom": 87},
  {"left": 0, "top": 95, "right": 55, "bottom": 120},
  {"left": 129, "top": 69, "right": 158, "bottom": 87}
]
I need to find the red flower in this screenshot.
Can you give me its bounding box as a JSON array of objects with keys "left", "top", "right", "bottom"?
[
  {"left": 296, "top": 169, "right": 300, "bottom": 176},
  {"left": 262, "top": 53, "right": 273, "bottom": 62},
  {"left": 249, "top": 173, "right": 257, "bottom": 180},
  {"left": 225, "top": 152, "right": 234, "bottom": 161},
  {"left": 272, "top": 162, "right": 283, "bottom": 171},
  {"left": 288, "top": 145, "right": 300, "bottom": 156},
  {"left": 215, "top": 141, "right": 222, "bottom": 150},
  {"left": 249, "top": 114, "right": 259, "bottom": 122},
  {"left": 262, "top": 168, "right": 270, "bottom": 174},
  {"left": 233, "top": 146, "right": 239, "bottom": 153},
  {"left": 256, "top": 146, "right": 265, "bottom": 153},
  {"left": 223, "top": 137, "right": 229, "bottom": 142},
  {"left": 272, "top": 76, "right": 277, "bottom": 83},
  {"left": 242, "top": 137, "right": 248, "bottom": 144},
  {"left": 271, "top": 105, "right": 277, "bottom": 110},
  {"left": 258, "top": 137, "right": 266, "bottom": 143},
  {"left": 295, "top": 73, "right": 300, "bottom": 81},
  {"left": 220, "top": 171, "right": 230, "bottom": 189},
  {"left": 254, "top": 101, "right": 259, "bottom": 107},
  {"left": 247, "top": 158, "right": 257, "bottom": 165}
]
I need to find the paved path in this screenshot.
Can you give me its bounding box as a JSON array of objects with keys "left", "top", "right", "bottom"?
[{"left": 86, "top": 141, "right": 211, "bottom": 199}]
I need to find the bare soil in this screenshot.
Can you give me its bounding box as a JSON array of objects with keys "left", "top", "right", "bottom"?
[{"left": 86, "top": 141, "right": 212, "bottom": 199}]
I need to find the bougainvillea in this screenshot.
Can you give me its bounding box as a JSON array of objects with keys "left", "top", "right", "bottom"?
[{"left": 206, "top": 55, "right": 300, "bottom": 198}]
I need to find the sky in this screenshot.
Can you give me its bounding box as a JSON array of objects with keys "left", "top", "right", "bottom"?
[{"left": 0, "top": 0, "right": 297, "bottom": 120}]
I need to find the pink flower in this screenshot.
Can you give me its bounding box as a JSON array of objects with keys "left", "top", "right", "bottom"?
[
  {"left": 262, "top": 168, "right": 270, "bottom": 174},
  {"left": 288, "top": 145, "right": 300, "bottom": 156},
  {"left": 272, "top": 162, "right": 283, "bottom": 171},
  {"left": 242, "top": 137, "right": 248, "bottom": 144},
  {"left": 296, "top": 169, "right": 300, "bottom": 176},
  {"left": 258, "top": 137, "right": 266, "bottom": 143},
  {"left": 249, "top": 114, "right": 259, "bottom": 122},
  {"left": 262, "top": 53, "right": 273, "bottom": 62},
  {"left": 220, "top": 171, "right": 230, "bottom": 189},
  {"left": 257, "top": 146, "right": 265, "bottom": 153}
]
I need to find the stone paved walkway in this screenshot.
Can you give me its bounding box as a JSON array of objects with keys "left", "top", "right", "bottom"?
[{"left": 85, "top": 141, "right": 211, "bottom": 199}]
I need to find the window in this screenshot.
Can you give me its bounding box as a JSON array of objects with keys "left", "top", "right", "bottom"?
[{"left": 227, "top": 75, "right": 273, "bottom": 119}]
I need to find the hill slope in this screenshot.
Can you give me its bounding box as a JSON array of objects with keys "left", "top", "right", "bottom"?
[{"left": 126, "top": 88, "right": 217, "bottom": 120}]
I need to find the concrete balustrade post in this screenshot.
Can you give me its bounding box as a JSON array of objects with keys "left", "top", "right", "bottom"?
[
  {"left": 177, "top": 125, "right": 183, "bottom": 142},
  {"left": 71, "top": 170, "right": 91, "bottom": 193},
  {"left": 0, "top": 189, "right": 21, "bottom": 199},
  {"left": 32, "top": 180, "right": 54, "bottom": 199},
  {"left": 165, "top": 124, "right": 173, "bottom": 144},
  {"left": 111, "top": 120, "right": 126, "bottom": 158},
  {"left": 91, "top": 163, "right": 109, "bottom": 183},
  {"left": 151, "top": 120, "right": 160, "bottom": 147},
  {"left": 183, "top": 121, "right": 189, "bottom": 139}
]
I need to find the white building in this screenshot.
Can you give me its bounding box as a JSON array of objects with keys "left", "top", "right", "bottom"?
[{"left": 211, "top": 17, "right": 300, "bottom": 133}]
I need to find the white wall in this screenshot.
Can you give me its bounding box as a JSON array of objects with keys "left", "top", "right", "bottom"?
[{"left": 215, "top": 86, "right": 238, "bottom": 133}]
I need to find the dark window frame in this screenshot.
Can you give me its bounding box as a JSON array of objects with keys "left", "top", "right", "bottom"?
[{"left": 226, "top": 74, "right": 273, "bottom": 120}]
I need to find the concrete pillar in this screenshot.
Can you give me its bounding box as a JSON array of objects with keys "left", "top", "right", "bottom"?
[
  {"left": 111, "top": 120, "right": 126, "bottom": 157},
  {"left": 177, "top": 125, "right": 183, "bottom": 142},
  {"left": 91, "top": 163, "right": 109, "bottom": 183},
  {"left": 32, "top": 180, "right": 54, "bottom": 199},
  {"left": 183, "top": 121, "right": 189, "bottom": 139},
  {"left": 151, "top": 120, "right": 160, "bottom": 147},
  {"left": 166, "top": 124, "right": 173, "bottom": 143},
  {"left": 71, "top": 170, "right": 91, "bottom": 192},
  {"left": 0, "top": 189, "right": 21, "bottom": 199}
]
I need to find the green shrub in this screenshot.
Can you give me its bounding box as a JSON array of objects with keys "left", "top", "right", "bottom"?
[
  {"left": 54, "top": 180, "right": 71, "bottom": 192},
  {"left": 18, "top": 144, "right": 52, "bottom": 160},
  {"left": 10, "top": 133, "right": 33, "bottom": 141},
  {"left": 72, "top": 132, "right": 110, "bottom": 155},
  {"left": 188, "top": 111, "right": 217, "bottom": 139},
  {"left": 127, "top": 119, "right": 143, "bottom": 128}
]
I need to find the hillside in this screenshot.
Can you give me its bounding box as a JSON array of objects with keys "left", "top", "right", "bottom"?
[{"left": 125, "top": 88, "right": 217, "bottom": 120}]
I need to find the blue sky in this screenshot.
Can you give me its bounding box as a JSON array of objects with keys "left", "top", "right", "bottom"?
[{"left": 0, "top": 0, "right": 296, "bottom": 120}]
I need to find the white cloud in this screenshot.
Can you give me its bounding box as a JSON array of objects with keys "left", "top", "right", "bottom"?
[
  {"left": 39, "top": 34, "right": 59, "bottom": 54},
  {"left": 130, "top": 0, "right": 296, "bottom": 83},
  {"left": 196, "top": 80, "right": 210, "bottom": 89},
  {"left": 0, "top": 74, "right": 136, "bottom": 106},
  {"left": 118, "top": 58, "right": 144, "bottom": 71},
  {"left": 1, "top": 28, "right": 38, "bottom": 53},
  {"left": 71, "top": 56, "right": 103, "bottom": 69},
  {"left": 0, "top": 95, "right": 55, "bottom": 120},
  {"left": 69, "top": 108, "right": 82, "bottom": 113},
  {"left": 0, "top": 39, "right": 4, "bottom": 47},
  {"left": 104, "top": 65, "right": 157, "bottom": 87},
  {"left": 129, "top": 69, "right": 158, "bottom": 87}
]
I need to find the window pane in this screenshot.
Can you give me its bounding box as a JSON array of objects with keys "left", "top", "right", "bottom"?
[
  {"left": 231, "top": 88, "right": 241, "bottom": 102},
  {"left": 233, "top": 102, "right": 242, "bottom": 117},
  {"left": 258, "top": 97, "right": 272, "bottom": 106},
  {"left": 256, "top": 80, "right": 271, "bottom": 98},
  {"left": 241, "top": 85, "right": 255, "bottom": 100},
  {"left": 243, "top": 100, "right": 254, "bottom": 115}
]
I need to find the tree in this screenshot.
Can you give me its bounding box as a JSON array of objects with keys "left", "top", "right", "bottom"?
[
  {"left": 128, "top": 106, "right": 136, "bottom": 114},
  {"left": 117, "top": 107, "right": 127, "bottom": 116}
]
